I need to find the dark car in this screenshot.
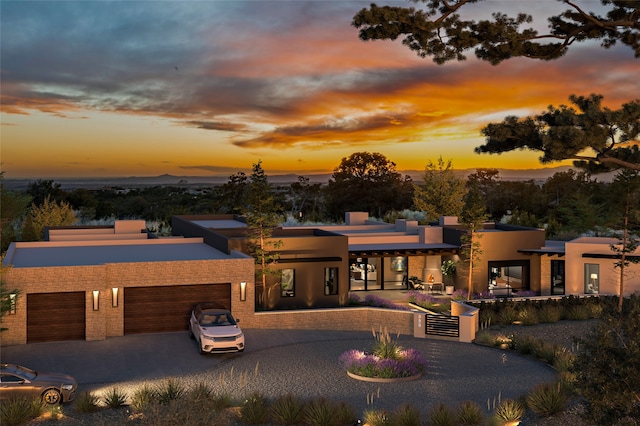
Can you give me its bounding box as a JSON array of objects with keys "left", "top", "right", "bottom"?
[{"left": 0, "top": 363, "right": 78, "bottom": 404}]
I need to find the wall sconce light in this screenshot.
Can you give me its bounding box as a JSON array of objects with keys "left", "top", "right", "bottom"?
[
  {"left": 92, "top": 290, "right": 100, "bottom": 311},
  {"left": 240, "top": 282, "right": 247, "bottom": 301},
  {"left": 111, "top": 288, "right": 119, "bottom": 307},
  {"left": 9, "top": 293, "right": 16, "bottom": 315}
]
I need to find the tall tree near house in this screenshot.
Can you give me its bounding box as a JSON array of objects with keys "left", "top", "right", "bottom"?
[
  {"left": 244, "top": 161, "right": 284, "bottom": 309},
  {"left": 21, "top": 196, "right": 77, "bottom": 241},
  {"left": 0, "top": 264, "right": 20, "bottom": 332},
  {"left": 413, "top": 156, "right": 467, "bottom": 222},
  {"left": 608, "top": 169, "right": 640, "bottom": 312},
  {"left": 353, "top": 1, "right": 640, "bottom": 65},
  {"left": 459, "top": 184, "right": 488, "bottom": 301},
  {"left": 477, "top": 94, "right": 640, "bottom": 173}
]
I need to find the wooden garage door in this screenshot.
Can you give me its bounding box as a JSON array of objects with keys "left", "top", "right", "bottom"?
[
  {"left": 27, "top": 292, "right": 86, "bottom": 343},
  {"left": 124, "top": 284, "right": 231, "bottom": 334}
]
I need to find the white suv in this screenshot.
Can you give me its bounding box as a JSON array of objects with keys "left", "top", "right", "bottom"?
[{"left": 189, "top": 304, "right": 245, "bottom": 354}]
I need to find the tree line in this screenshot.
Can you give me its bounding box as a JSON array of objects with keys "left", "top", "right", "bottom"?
[{"left": 1, "top": 152, "right": 638, "bottom": 251}]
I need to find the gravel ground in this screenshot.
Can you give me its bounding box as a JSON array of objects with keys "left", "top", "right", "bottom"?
[{"left": 26, "top": 320, "right": 605, "bottom": 425}]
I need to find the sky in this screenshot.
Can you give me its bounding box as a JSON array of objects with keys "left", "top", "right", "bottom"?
[{"left": 1, "top": 0, "right": 639, "bottom": 179}]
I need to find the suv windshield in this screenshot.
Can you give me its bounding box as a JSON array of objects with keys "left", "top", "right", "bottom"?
[{"left": 199, "top": 312, "right": 236, "bottom": 326}]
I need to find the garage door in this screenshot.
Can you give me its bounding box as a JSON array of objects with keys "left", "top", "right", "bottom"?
[
  {"left": 124, "top": 284, "right": 231, "bottom": 334},
  {"left": 27, "top": 292, "right": 86, "bottom": 343}
]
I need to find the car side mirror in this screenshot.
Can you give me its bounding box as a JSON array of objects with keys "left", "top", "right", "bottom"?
[{"left": 235, "top": 318, "right": 240, "bottom": 323}]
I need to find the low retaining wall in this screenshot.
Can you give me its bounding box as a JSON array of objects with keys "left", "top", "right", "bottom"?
[{"left": 248, "top": 307, "right": 415, "bottom": 335}]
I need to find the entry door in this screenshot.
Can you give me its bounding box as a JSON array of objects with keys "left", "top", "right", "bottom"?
[{"left": 551, "top": 260, "right": 565, "bottom": 295}]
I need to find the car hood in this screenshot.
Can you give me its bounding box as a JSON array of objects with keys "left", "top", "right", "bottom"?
[
  {"left": 35, "top": 371, "right": 77, "bottom": 386},
  {"left": 200, "top": 325, "right": 242, "bottom": 338}
]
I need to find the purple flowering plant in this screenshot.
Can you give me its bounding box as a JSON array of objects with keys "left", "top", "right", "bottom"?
[{"left": 339, "top": 328, "right": 428, "bottom": 379}]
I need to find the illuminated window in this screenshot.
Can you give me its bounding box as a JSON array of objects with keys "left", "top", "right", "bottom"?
[
  {"left": 281, "top": 269, "right": 295, "bottom": 297},
  {"left": 324, "top": 267, "right": 338, "bottom": 296}
]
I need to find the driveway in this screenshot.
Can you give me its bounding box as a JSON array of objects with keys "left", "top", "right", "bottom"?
[{"left": 1, "top": 329, "right": 557, "bottom": 418}]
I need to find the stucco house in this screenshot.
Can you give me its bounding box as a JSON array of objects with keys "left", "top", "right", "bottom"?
[{"left": 3, "top": 214, "right": 638, "bottom": 346}]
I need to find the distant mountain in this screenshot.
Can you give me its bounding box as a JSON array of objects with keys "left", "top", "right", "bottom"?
[{"left": 3, "top": 166, "right": 615, "bottom": 191}]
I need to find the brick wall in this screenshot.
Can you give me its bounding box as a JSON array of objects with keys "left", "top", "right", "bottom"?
[
  {"left": 245, "top": 307, "right": 414, "bottom": 335},
  {"left": 2, "top": 257, "right": 255, "bottom": 346}
]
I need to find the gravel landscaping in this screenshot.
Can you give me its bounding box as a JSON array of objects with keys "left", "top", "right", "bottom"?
[{"left": 21, "top": 319, "right": 605, "bottom": 425}]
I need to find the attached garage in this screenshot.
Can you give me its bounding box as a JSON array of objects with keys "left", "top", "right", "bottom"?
[
  {"left": 124, "top": 283, "right": 231, "bottom": 334},
  {"left": 27, "top": 292, "right": 86, "bottom": 343}
]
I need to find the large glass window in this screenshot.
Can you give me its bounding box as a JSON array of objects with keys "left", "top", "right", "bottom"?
[
  {"left": 585, "top": 264, "right": 599, "bottom": 294},
  {"left": 324, "top": 267, "right": 338, "bottom": 295},
  {"left": 551, "top": 260, "right": 565, "bottom": 295},
  {"left": 349, "top": 258, "right": 380, "bottom": 290},
  {"left": 488, "top": 260, "right": 529, "bottom": 296},
  {"left": 280, "top": 268, "right": 295, "bottom": 297}
]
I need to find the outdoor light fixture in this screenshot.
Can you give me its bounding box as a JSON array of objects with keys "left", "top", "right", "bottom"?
[
  {"left": 9, "top": 293, "right": 16, "bottom": 315},
  {"left": 92, "top": 290, "right": 100, "bottom": 311},
  {"left": 111, "top": 287, "right": 119, "bottom": 307},
  {"left": 240, "top": 281, "right": 247, "bottom": 301}
]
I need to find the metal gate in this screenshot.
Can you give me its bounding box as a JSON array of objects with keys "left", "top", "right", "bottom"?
[{"left": 425, "top": 313, "right": 459, "bottom": 338}]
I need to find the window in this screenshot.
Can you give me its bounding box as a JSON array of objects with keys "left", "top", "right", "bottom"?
[
  {"left": 324, "top": 267, "right": 338, "bottom": 295},
  {"left": 551, "top": 260, "right": 565, "bottom": 295},
  {"left": 281, "top": 269, "right": 295, "bottom": 297},
  {"left": 585, "top": 264, "right": 599, "bottom": 294}
]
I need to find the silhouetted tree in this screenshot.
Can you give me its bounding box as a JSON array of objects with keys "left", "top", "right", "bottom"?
[
  {"left": 325, "top": 152, "right": 413, "bottom": 220},
  {"left": 353, "top": 1, "right": 640, "bottom": 65},
  {"left": 27, "top": 179, "right": 65, "bottom": 206},
  {"left": 477, "top": 94, "right": 640, "bottom": 173}
]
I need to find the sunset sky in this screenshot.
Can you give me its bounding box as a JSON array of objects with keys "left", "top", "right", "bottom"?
[{"left": 1, "top": 0, "right": 639, "bottom": 179}]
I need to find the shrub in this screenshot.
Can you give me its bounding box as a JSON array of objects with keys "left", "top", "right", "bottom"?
[
  {"left": 372, "top": 327, "right": 403, "bottom": 360},
  {"left": 390, "top": 403, "right": 421, "bottom": 426},
  {"left": 269, "top": 394, "right": 305, "bottom": 425},
  {"left": 130, "top": 383, "right": 155, "bottom": 412},
  {"left": 333, "top": 401, "right": 358, "bottom": 426},
  {"left": 456, "top": 400, "right": 484, "bottom": 425},
  {"left": 538, "top": 304, "right": 562, "bottom": 323},
  {"left": 240, "top": 392, "right": 270, "bottom": 424},
  {"left": 428, "top": 403, "right": 456, "bottom": 426},
  {"left": 102, "top": 386, "right": 128, "bottom": 408},
  {"left": 473, "top": 330, "right": 495, "bottom": 345},
  {"left": 156, "top": 378, "right": 186, "bottom": 404},
  {"left": 0, "top": 397, "right": 45, "bottom": 426},
  {"left": 571, "top": 295, "right": 640, "bottom": 423},
  {"left": 517, "top": 305, "right": 540, "bottom": 325},
  {"left": 552, "top": 347, "right": 575, "bottom": 373},
  {"left": 498, "top": 305, "right": 519, "bottom": 325},
  {"left": 451, "top": 289, "right": 468, "bottom": 301},
  {"left": 362, "top": 408, "right": 390, "bottom": 426},
  {"left": 526, "top": 381, "right": 568, "bottom": 417},
  {"left": 511, "top": 334, "right": 539, "bottom": 355},
  {"left": 493, "top": 399, "right": 524, "bottom": 422},
  {"left": 73, "top": 391, "right": 100, "bottom": 413},
  {"left": 304, "top": 397, "right": 336, "bottom": 426},
  {"left": 565, "top": 305, "right": 589, "bottom": 321},
  {"left": 187, "top": 381, "right": 213, "bottom": 401}
]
